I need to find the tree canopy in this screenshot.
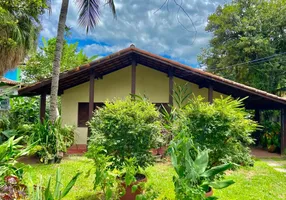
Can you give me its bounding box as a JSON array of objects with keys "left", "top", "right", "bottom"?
[
  {"left": 0, "top": 0, "right": 48, "bottom": 75},
  {"left": 199, "top": 0, "right": 286, "bottom": 95},
  {"left": 21, "top": 37, "right": 97, "bottom": 83}
]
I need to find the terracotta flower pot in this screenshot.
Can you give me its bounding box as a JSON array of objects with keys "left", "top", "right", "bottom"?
[
  {"left": 205, "top": 187, "right": 213, "bottom": 197},
  {"left": 120, "top": 174, "right": 147, "bottom": 200},
  {"left": 157, "top": 146, "right": 167, "bottom": 156}
]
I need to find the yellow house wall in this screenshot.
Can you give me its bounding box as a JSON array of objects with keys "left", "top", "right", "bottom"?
[
  {"left": 61, "top": 65, "right": 228, "bottom": 144},
  {"left": 136, "top": 65, "right": 169, "bottom": 102},
  {"left": 61, "top": 66, "right": 131, "bottom": 144}
]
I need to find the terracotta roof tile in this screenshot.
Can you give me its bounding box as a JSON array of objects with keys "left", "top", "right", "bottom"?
[{"left": 0, "top": 77, "right": 19, "bottom": 86}]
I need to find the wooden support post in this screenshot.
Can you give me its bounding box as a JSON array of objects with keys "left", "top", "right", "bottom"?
[
  {"left": 131, "top": 59, "right": 137, "bottom": 98},
  {"left": 281, "top": 108, "right": 286, "bottom": 154},
  {"left": 208, "top": 85, "right": 213, "bottom": 104},
  {"left": 40, "top": 93, "right": 46, "bottom": 123},
  {"left": 254, "top": 109, "right": 260, "bottom": 122},
  {"left": 89, "top": 70, "right": 95, "bottom": 121},
  {"left": 254, "top": 109, "right": 260, "bottom": 146},
  {"left": 168, "top": 68, "right": 174, "bottom": 107}
]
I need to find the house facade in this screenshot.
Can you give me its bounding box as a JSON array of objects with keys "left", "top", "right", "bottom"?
[
  {"left": 61, "top": 64, "right": 227, "bottom": 144},
  {"left": 18, "top": 45, "right": 286, "bottom": 152}
]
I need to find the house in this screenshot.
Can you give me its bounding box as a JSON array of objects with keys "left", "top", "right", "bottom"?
[
  {"left": 18, "top": 45, "right": 286, "bottom": 153},
  {"left": 0, "top": 77, "right": 19, "bottom": 111}
]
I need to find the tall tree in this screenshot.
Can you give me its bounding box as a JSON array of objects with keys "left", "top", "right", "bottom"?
[
  {"left": 0, "top": 0, "right": 48, "bottom": 75},
  {"left": 49, "top": 0, "right": 116, "bottom": 121},
  {"left": 22, "top": 37, "right": 97, "bottom": 83},
  {"left": 199, "top": 0, "right": 286, "bottom": 94}
]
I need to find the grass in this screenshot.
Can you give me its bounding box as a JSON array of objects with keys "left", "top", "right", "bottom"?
[{"left": 23, "top": 157, "right": 286, "bottom": 200}]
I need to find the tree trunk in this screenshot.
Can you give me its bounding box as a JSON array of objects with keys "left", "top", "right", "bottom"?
[{"left": 49, "top": 0, "right": 69, "bottom": 122}]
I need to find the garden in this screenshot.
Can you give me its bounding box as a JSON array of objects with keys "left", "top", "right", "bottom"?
[{"left": 2, "top": 88, "right": 282, "bottom": 200}]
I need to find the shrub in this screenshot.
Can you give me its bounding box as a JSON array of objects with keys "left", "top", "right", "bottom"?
[
  {"left": 88, "top": 97, "right": 162, "bottom": 170},
  {"left": 261, "top": 120, "right": 280, "bottom": 152},
  {"left": 9, "top": 97, "right": 41, "bottom": 128},
  {"left": 28, "top": 118, "right": 75, "bottom": 164},
  {"left": 0, "top": 137, "right": 33, "bottom": 181},
  {"left": 170, "top": 131, "right": 234, "bottom": 200},
  {"left": 174, "top": 96, "right": 258, "bottom": 167}
]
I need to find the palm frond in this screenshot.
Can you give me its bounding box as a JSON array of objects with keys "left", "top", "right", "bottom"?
[
  {"left": 105, "top": 0, "right": 116, "bottom": 18},
  {"left": 76, "top": 0, "right": 116, "bottom": 33},
  {"left": 76, "top": 0, "right": 101, "bottom": 33}
]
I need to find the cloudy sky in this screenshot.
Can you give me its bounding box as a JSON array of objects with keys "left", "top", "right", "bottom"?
[{"left": 40, "top": 0, "right": 230, "bottom": 67}]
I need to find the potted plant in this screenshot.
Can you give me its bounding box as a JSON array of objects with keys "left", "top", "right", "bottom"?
[
  {"left": 262, "top": 121, "right": 281, "bottom": 153},
  {"left": 87, "top": 97, "right": 162, "bottom": 200},
  {"left": 0, "top": 175, "right": 28, "bottom": 199},
  {"left": 170, "top": 133, "right": 235, "bottom": 199}
]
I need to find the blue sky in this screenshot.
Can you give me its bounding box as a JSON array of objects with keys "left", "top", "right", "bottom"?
[{"left": 39, "top": 0, "right": 230, "bottom": 68}]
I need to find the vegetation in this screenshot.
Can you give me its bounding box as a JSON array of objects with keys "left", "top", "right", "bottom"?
[
  {"left": 88, "top": 97, "right": 162, "bottom": 170},
  {"left": 0, "top": 175, "right": 28, "bottom": 199},
  {"left": 28, "top": 119, "right": 75, "bottom": 164},
  {"left": 261, "top": 121, "right": 281, "bottom": 153},
  {"left": 174, "top": 96, "right": 258, "bottom": 167},
  {"left": 0, "top": 137, "right": 33, "bottom": 182},
  {"left": 0, "top": 97, "right": 42, "bottom": 144},
  {"left": 199, "top": 0, "right": 286, "bottom": 94},
  {"left": 29, "top": 168, "right": 81, "bottom": 200},
  {"left": 20, "top": 157, "right": 286, "bottom": 200},
  {"left": 170, "top": 130, "right": 234, "bottom": 199},
  {"left": 22, "top": 37, "right": 97, "bottom": 83},
  {"left": 85, "top": 146, "right": 121, "bottom": 199},
  {"left": 0, "top": 0, "right": 48, "bottom": 75}
]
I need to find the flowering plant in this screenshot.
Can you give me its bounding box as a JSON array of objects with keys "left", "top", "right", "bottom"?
[{"left": 0, "top": 175, "right": 27, "bottom": 200}]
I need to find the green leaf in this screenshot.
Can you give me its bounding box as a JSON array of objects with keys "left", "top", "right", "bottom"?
[
  {"left": 209, "top": 180, "right": 235, "bottom": 189},
  {"left": 206, "top": 196, "right": 219, "bottom": 200},
  {"left": 61, "top": 171, "right": 82, "bottom": 198},
  {"left": 106, "top": 187, "right": 113, "bottom": 200},
  {"left": 54, "top": 168, "right": 61, "bottom": 199},
  {"left": 132, "top": 185, "right": 139, "bottom": 193},
  {"left": 201, "top": 163, "right": 233, "bottom": 178},
  {"left": 194, "top": 149, "right": 209, "bottom": 174},
  {"left": 44, "top": 177, "right": 53, "bottom": 200}
]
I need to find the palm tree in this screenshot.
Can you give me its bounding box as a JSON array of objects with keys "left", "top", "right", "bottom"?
[
  {"left": 0, "top": 1, "right": 47, "bottom": 75},
  {"left": 49, "top": 0, "right": 116, "bottom": 121}
]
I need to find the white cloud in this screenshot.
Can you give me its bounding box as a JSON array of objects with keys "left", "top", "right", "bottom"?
[{"left": 39, "top": 0, "right": 231, "bottom": 66}]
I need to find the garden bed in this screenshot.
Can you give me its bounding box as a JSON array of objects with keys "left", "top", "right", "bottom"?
[{"left": 23, "top": 156, "right": 286, "bottom": 200}]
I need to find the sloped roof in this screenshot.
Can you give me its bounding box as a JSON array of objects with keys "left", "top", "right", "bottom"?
[
  {"left": 0, "top": 77, "right": 19, "bottom": 86},
  {"left": 18, "top": 45, "right": 286, "bottom": 109}
]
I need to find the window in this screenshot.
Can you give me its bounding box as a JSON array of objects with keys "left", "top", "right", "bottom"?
[
  {"left": 154, "top": 103, "right": 170, "bottom": 113},
  {"left": 78, "top": 102, "right": 104, "bottom": 127}
]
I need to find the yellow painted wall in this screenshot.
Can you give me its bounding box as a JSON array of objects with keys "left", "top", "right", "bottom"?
[
  {"left": 61, "top": 67, "right": 131, "bottom": 144},
  {"left": 136, "top": 65, "right": 169, "bottom": 103},
  {"left": 61, "top": 65, "right": 228, "bottom": 144},
  {"left": 173, "top": 77, "right": 209, "bottom": 103}
]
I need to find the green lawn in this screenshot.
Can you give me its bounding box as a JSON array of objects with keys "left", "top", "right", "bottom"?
[{"left": 23, "top": 157, "right": 286, "bottom": 200}]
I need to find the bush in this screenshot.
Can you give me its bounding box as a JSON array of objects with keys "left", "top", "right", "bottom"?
[
  {"left": 0, "top": 137, "right": 33, "bottom": 181},
  {"left": 170, "top": 131, "right": 234, "bottom": 200},
  {"left": 9, "top": 97, "right": 41, "bottom": 128},
  {"left": 88, "top": 97, "right": 162, "bottom": 170},
  {"left": 28, "top": 118, "right": 75, "bottom": 164},
  {"left": 174, "top": 96, "right": 257, "bottom": 167}
]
